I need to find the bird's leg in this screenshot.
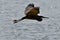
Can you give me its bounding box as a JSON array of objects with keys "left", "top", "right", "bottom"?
[{"left": 13, "top": 16, "right": 26, "bottom": 24}]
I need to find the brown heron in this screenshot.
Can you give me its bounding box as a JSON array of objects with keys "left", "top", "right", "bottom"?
[{"left": 13, "top": 3, "right": 48, "bottom": 24}]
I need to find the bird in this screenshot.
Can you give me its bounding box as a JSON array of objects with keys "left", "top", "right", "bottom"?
[{"left": 13, "top": 3, "right": 48, "bottom": 24}]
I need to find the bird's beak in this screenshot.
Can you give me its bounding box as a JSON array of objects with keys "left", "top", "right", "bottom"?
[{"left": 42, "top": 16, "right": 49, "bottom": 19}]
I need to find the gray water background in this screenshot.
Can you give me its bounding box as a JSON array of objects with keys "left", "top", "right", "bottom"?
[{"left": 0, "top": 0, "right": 60, "bottom": 40}]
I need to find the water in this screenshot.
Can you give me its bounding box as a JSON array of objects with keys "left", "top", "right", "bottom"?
[{"left": 0, "top": 0, "right": 60, "bottom": 40}]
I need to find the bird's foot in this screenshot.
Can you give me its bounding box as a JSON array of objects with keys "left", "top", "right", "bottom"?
[{"left": 13, "top": 20, "right": 18, "bottom": 24}]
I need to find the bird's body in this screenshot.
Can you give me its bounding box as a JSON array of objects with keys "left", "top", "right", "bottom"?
[{"left": 13, "top": 3, "right": 48, "bottom": 23}]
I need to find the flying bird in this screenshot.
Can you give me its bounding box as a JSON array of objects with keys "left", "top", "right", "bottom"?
[{"left": 13, "top": 3, "right": 48, "bottom": 24}]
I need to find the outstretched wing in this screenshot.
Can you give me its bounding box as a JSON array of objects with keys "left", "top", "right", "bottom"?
[
  {"left": 25, "top": 4, "right": 40, "bottom": 16},
  {"left": 25, "top": 7, "right": 40, "bottom": 16}
]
